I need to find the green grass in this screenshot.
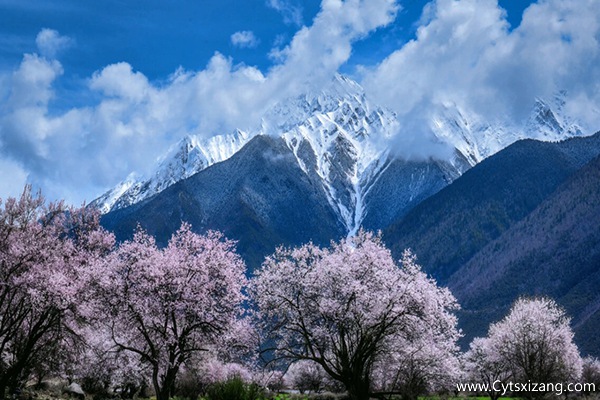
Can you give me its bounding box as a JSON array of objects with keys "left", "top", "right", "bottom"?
[{"left": 419, "top": 397, "right": 517, "bottom": 400}]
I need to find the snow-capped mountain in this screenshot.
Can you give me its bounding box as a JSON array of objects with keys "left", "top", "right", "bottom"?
[
  {"left": 275, "top": 75, "right": 400, "bottom": 235},
  {"left": 524, "top": 94, "right": 583, "bottom": 140},
  {"left": 93, "top": 74, "right": 405, "bottom": 233},
  {"left": 429, "top": 92, "right": 584, "bottom": 166},
  {"left": 93, "top": 75, "right": 586, "bottom": 235},
  {"left": 90, "top": 129, "right": 255, "bottom": 213}
]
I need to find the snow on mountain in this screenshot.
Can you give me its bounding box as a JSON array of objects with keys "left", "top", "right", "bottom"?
[
  {"left": 91, "top": 174, "right": 140, "bottom": 214},
  {"left": 277, "top": 75, "right": 399, "bottom": 235},
  {"left": 90, "top": 129, "right": 255, "bottom": 213},
  {"left": 430, "top": 91, "right": 585, "bottom": 166},
  {"left": 93, "top": 75, "right": 587, "bottom": 235},
  {"left": 524, "top": 94, "right": 583, "bottom": 140}
]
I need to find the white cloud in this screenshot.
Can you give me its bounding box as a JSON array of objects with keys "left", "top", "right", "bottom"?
[
  {"left": 361, "top": 0, "right": 600, "bottom": 134},
  {"left": 0, "top": 0, "right": 399, "bottom": 204},
  {"left": 10, "top": 0, "right": 600, "bottom": 206},
  {"left": 269, "top": 0, "right": 399, "bottom": 94},
  {"left": 9, "top": 53, "right": 62, "bottom": 109},
  {"left": 267, "top": 0, "right": 303, "bottom": 26},
  {"left": 90, "top": 62, "right": 151, "bottom": 102},
  {"left": 0, "top": 158, "right": 28, "bottom": 201},
  {"left": 231, "top": 31, "right": 260, "bottom": 48},
  {"left": 35, "top": 28, "right": 72, "bottom": 58}
]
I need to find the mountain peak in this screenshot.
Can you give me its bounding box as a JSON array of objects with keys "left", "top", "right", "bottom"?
[
  {"left": 261, "top": 75, "right": 372, "bottom": 136},
  {"left": 327, "top": 73, "right": 366, "bottom": 99},
  {"left": 92, "top": 75, "right": 588, "bottom": 225},
  {"left": 91, "top": 129, "right": 255, "bottom": 213},
  {"left": 526, "top": 94, "right": 583, "bottom": 140}
]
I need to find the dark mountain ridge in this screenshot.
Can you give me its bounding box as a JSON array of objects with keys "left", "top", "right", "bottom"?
[
  {"left": 383, "top": 132, "right": 600, "bottom": 283},
  {"left": 382, "top": 131, "right": 600, "bottom": 355},
  {"left": 449, "top": 154, "right": 600, "bottom": 355},
  {"left": 102, "top": 135, "right": 346, "bottom": 268},
  {"left": 102, "top": 133, "right": 464, "bottom": 269}
]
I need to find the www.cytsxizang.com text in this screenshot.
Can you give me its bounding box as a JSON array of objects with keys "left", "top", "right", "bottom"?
[{"left": 456, "top": 380, "right": 596, "bottom": 396}]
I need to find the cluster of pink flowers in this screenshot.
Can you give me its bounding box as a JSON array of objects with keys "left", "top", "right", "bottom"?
[
  {"left": 250, "top": 232, "right": 463, "bottom": 400},
  {"left": 0, "top": 187, "right": 594, "bottom": 400}
]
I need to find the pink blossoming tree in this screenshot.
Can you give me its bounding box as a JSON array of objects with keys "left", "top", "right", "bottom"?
[
  {"left": 475, "top": 297, "right": 582, "bottom": 399},
  {"left": 90, "top": 224, "right": 247, "bottom": 400},
  {"left": 71, "top": 326, "right": 149, "bottom": 397},
  {"left": 249, "top": 231, "right": 461, "bottom": 400},
  {"left": 582, "top": 357, "right": 600, "bottom": 394},
  {"left": 372, "top": 322, "right": 462, "bottom": 400},
  {"left": 0, "top": 186, "right": 114, "bottom": 400},
  {"left": 284, "top": 360, "right": 333, "bottom": 393},
  {"left": 463, "top": 337, "right": 511, "bottom": 400}
]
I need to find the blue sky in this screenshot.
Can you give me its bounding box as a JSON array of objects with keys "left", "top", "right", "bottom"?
[
  {"left": 0, "top": 0, "right": 528, "bottom": 86},
  {"left": 0, "top": 0, "right": 599, "bottom": 203},
  {"left": 0, "top": 1, "right": 316, "bottom": 84}
]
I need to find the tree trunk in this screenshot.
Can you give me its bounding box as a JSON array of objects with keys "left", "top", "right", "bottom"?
[
  {"left": 157, "top": 386, "right": 170, "bottom": 400},
  {"left": 152, "top": 367, "right": 165, "bottom": 400},
  {"left": 0, "top": 380, "right": 6, "bottom": 400},
  {"left": 0, "top": 369, "right": 19, "bottom": 400},
  {"left": 345, "top": 377, "right": 371, "bottom": 400},
  {"left": 489, "top": 391, "right": 500, "bottom": 400},
  {"left": 7, "top": 379, "right": 20, "bottom": 400},
  {"left": 163, "top": 366, "right": 179, "bottom": 400},
  {"left": 154, "top": 366, "right": 179, "bottom": 400}
]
